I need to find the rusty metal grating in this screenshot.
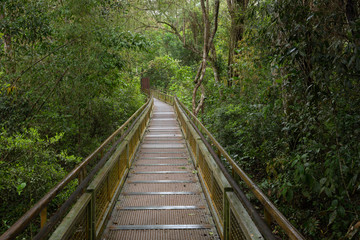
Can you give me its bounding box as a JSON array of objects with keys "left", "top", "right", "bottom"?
[
  {"left": 108, "top": 161, "right": 119, "bottom": 198},
  {"left": 128, "top": 173, "right": 196, "bottom": 181},
  {"left": 212, "top": 177, "right": 224, "bottom": 225},
  {"left": 229, "top": 210, "right": 247, "bottom": 240},
  {"left": 132, "top": 165, "right": 191, "bottom": 172},
  {"left": 198, "top": 150, "right": 212, "bottom": 195},
  {"left": 122, "top": 182, "right": 199, "bottom": 192},
  {"left": 189, "top": 133, "right": 197, "bottom": 157},
  {"left": 143, "top": 139, "right": 182, "bottom": 144},
  {"left": 95, "top": 179, "right": 109, "bottom": 228},
  {"left": 136, "top": 159, "right": 189, "bottom": 165},
  {"left": 119, "top": 149, "right": 127, "bottom": 175},
  {"left": 66, "top": 206, "right": 89, "bottom": 240},
  {"left": 139, "top": 153, "right": 187, "bottom": 158},
  {"left": 118, "top": 195, "right": 204, "bottom": 207},
  {"left": 107, "top": 229, "right": 218, "bottom": 239},
  {"left": 112, "top": 209, "right": 209, "bottom": 225}
]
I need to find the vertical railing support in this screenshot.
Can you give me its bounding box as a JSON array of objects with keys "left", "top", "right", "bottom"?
[
  {"left": 217, "top": 149, "right": 221, "bottom": 159},
  {"left": 232, "top": 168, "right": 240, "bottom": 184},
  {"left": 100, "top": 149, "right": 104, "bottom": 160},
  {"left": 90, "top": 191, "right": 95, "bottom": 240},
  {"left": 264, "top": 208, "right": 272, "bottom": 226},
  {"left": 195, "top": 139, "right": 200, "bottom": 167},
  {"left": 40, "top": 207, "right": 47, "bottom": 229},
  {"left": 125, "top": 140, "right": 130, "bottom": 168},
  {"left": 223, "top": 189, "right": 232, "bottom": 240},
  {"left": 78, "top": 168, "right": 87, "bottom": 184}
]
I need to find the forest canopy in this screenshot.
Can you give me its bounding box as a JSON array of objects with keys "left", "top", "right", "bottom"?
[{"left": 1, "top": 0, "right": 359, "bottom": 239}]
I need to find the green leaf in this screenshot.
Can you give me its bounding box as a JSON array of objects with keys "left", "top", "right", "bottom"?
[
  {"left": 328, "top": 211, "right": 337, "bottom": 226},
  {"left": 320, "top": 178, "right": 327, "bottom": 185},
  {"left": 331, "top": 199, "right": 338, "bottom": 208},
  {"left": 16, "top": 182, "right": 27, "bottom": 195},
  {"left": 337, "top": 205, "right": 345, "bottom": 217},
  {"left": 324, "top": 188, "right": 332, "bottom": 197}
]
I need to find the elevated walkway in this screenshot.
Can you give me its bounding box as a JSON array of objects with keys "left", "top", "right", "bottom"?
[
  {"left": 1, "top": 90, "right": 305, "bottom": 240},
  {"left": 101, "top": 99, "right": 218, "bottom": 239}
]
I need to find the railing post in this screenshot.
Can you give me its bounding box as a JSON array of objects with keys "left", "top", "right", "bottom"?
[
  {"left": 223, "top": 190, "right": 231, "bottom": 240},
  {"left": 138, "top": 126, "right": 141, "bottom": 141},
  {"left": 217, "top": 149, "right": 221, "bottom": 159},
  {"left": 40, "top": 207, "right": 47, "bottom": 229},
  {"left": 90, "top": 191, "right": 95, "bottom": 240},
  {"left": 118, "top": 154, "right": 121, "bottom": 179},
  {"left": 126, "top": 140, "right": 130, "bottom": 168},
  {"left": 264, "top": 208, "right": 272, "bottom": 226},
  {"left": 232, "top": 168, "right": 240, "bottom": 184},
  {"left": 78, "top": 168, "right": 87, "bottom": 184},
  {"left": 107, "top": 175, "right": 111, "bottom": 201},
  {"left": 100, "top": 149, "right": 104, "bottom": 160},
  {"left": 195, "top": 138, "right": 201, "bottom": 167},
  {"left": 86, "top": 198, "right": 92, "bottom": 240}
]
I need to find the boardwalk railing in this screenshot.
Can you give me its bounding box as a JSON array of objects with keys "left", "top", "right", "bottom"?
[
  {"left": 2, "top": 88, "right": 305, "bottom": 240},
  {"left": 151, "top": 89, "right": 305, "bottom": 240},
  {"left": 0, "top": 98, "right": 153, "bottom": 240}
]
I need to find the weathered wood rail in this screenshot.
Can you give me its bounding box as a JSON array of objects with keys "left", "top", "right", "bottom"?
[{"left": 0, "top": 98, "right": 153, "bottom": 240}]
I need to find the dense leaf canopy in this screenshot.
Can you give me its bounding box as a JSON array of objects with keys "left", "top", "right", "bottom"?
[{"left": 1, "top": 0, "right": 359, "bottom": 239}]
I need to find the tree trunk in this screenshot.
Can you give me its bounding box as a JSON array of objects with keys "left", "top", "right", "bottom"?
[
  {"left": 192, "top": 0, "right": 220, "bottom": 116},
  {"left": 1, "top": 12, "right": 14, "bottom": 75},
  {"left": 226, "top": 0, "right": 247, "bottom": 86}
]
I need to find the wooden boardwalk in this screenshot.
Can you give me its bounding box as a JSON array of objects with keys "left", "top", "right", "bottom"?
[{"left": 101, "top": 99, "right": 219, "bottom": 240}]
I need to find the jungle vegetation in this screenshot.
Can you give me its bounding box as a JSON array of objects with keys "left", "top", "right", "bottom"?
[{"left": 1, "top": 0, "right": 359, "bottom": 239}]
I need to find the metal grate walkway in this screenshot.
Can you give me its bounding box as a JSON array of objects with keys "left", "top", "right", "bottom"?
[{"left": 101, "top": 99, "right": 219, "bottom": 240}]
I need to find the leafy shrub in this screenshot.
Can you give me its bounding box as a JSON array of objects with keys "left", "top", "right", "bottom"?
[{"left": 0, "top": 128, "right": 81, "bottom": 234}]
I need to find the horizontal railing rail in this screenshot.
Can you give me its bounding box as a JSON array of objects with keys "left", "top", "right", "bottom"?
[
  {"left": 150, "top": 89, "right": 305, "bottom": 240},
  {"left": 49, "top": 98, "right": 153, "bottom": 240},
  {"left": 150, "top": 89, "right": 174, "bottom": 105},
  {"left": 3, "top": 87, "right": 305, "bottom": 240},
  {"left": 0, "top": 98, "right": 153, "bottom": 240}
]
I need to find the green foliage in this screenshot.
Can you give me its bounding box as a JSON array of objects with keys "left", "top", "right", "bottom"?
[
  {"left": 143, "top": 55, "right": 195, "bottom": 93},
  {"left": 0, "top": 0, "right": 147, "bottom": 235},
  {"left": 168, "top": 64, "right": 194, "bottom": 106},
  {"left": 202, "top": 0, "right": 360, "bottom": 238},
  {"left": 0, "top": 128, "right": 80, "bottom": 234},
  {"left": 1, "top": 0, "right": 359, "bottom": 239}
]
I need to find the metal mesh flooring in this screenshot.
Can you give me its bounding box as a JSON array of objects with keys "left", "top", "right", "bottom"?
[{"left": 101, "top": 99, "right": 219, "bottom": 240}]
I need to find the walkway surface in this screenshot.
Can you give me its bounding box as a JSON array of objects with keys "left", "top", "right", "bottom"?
[{"left": 101, "top": 99, "right": 219, "bottom": 239}]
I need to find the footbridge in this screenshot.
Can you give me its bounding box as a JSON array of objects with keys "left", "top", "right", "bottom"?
[{"left": 0, "top": 90, "right": 305, "bottom": 240}]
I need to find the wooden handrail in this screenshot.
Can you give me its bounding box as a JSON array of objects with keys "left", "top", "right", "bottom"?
[
  {"left": 175, "top": 98, "right": 305, "bottom": 240},
  {"left": 0, "top": 98, "right": 151, "bottom": 240},
  {"left": 149, "top": 89, "right": 305, "bottom": 240}
]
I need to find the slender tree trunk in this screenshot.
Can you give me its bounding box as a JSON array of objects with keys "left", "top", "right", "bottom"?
[
  {"left": 192, "top": 58, "right": 207, "bottom": 115},
  {"left": 209, "top": 45, "right": 223, "bottom": 97},
  {"left": 1, "top": 12, "right": 14, "bottom": 75},
  {"left": 210, "top": 45, "right": 220, "bottom": 84},
  {"left": 192, "top": 0, "right": 220, "bottom": 116}
]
